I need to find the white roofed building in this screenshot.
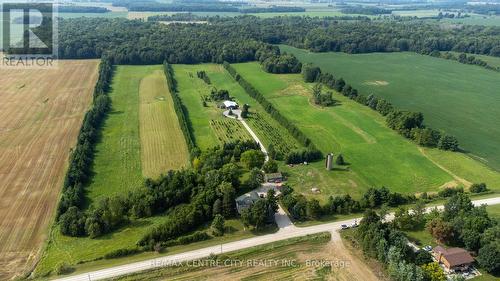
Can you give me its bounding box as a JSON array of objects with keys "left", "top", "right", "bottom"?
[{"left": 222, "top": 100, "right": 238, "bottom": 109}]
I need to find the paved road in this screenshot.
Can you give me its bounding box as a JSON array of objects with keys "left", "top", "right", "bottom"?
[{"left": 54, "top": 196, "right": 500, "bottom": 281}]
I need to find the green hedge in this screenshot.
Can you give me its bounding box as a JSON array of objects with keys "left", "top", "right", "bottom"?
[{"left": 163, "top": 61, "right": 198, "bottom": 157}]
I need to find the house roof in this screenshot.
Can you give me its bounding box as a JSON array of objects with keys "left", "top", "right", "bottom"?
[
  {"left": 223, "top": 100, "right": 238, "bottom": 107},
  {"left": 434, "top": 247, "right": 475, "bottom": 267},
  {"left": 236, "top": 191, "right": 260, "bottom": 204}
]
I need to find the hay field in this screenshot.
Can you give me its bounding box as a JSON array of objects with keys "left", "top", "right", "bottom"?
[
  {"left": 280, "top": 45, "right": 500, "bottom": 171},
  {"left": 139, "top": 69, "right": 189, "bottom": 179},
  {"left": 0, "top": 60, "right": 99, "bottom": 280}
]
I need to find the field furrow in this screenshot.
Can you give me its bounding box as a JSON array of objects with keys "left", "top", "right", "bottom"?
[{"left": 0, "top": 60, "right": 99, "bottom": 280}]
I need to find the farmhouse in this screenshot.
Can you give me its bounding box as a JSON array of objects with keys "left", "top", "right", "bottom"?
[
  {"left": 264, "top": 172, "right": 283, "bottom": 183},
  {"left": 433, "top": 246, "right": 474, "bottom": 272},
  {"left": 221, "top": 100, "right": 238, "bottom": 109},
  {"left": 235, "top": 191, "right": 261, "bottom": 214}
]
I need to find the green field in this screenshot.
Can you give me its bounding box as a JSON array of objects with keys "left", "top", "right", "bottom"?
[
  {"left": 85, "top": 65, "right": 147, "bottom": 205},
  {"left": 439, "top": 15, "right": 500, "bottom": 27},
  {"left": 173, "top": 64, "right": 299, "bottom": 154},
  {"left": 446, "top": 51, "right": 500, "bottom": 69},
  {"left": 281, "top": 46, "right": 500, "bottom": 171},
  {"left": 231, "top": 62, "right": 500, "bottom": 200},
  {"left": 139, "top": 69, "right": 190, "bottom": 178}
]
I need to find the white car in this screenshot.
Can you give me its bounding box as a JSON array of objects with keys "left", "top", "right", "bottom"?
[{"left": 341, "top": 224, "right": 349, "bottom": 230}]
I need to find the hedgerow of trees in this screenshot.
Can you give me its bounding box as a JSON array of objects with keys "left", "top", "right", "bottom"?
[
  {"left": 164, "top": 62, "right": 199, "bottom": 157},
  {"left": 57, "top": 57, "right": 113, "bottom": 221}
]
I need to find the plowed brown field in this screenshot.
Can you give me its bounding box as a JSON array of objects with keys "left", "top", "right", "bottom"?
[{"left": 0, "top": 60, "right": 99, "bottom": 279}]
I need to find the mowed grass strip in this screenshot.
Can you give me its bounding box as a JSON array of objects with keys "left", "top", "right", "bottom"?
[
  {"left": 173, "top": 65, "right": 220, "bottom": 150},
  {"left": 280, "top": 45, "right": 500, "bottom": 171},
  {"left": 139, "top": 69, "right": 189, "bottom": 179},
  {"left": 85, "top": 65, "right": 148, "bottom": 204},
  {"left": 232, "top": 62, "right": 453, "bottom": 199}
]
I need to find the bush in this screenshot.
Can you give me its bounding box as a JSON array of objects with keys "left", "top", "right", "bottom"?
[
  {"left": 54, "top": 262, "right": 73, "bottom": 275},
  {"left": 285, "top": 148, "right": 322, "bottom": 164},
  {"left": 470, "top": 183, "right": 488, "bottom": 193},
  {"left": 438, "top": 187, "right": 463, "bottom": 198}
]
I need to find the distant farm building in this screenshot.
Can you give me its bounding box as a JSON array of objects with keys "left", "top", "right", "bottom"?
[
  {"left": 264, "top": 172, "right": 283, "bottom": 183},
  {"left": 235, "top": 191, "right": 261, "bottom": 214},
  {"left": 433, "top": 246, "right": 474, "bottom": 272},
  {"left": 221, "top": 100, "right": 238, "bottom": 109}
]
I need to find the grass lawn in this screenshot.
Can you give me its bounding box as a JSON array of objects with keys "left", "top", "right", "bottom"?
[
  {"left": 34, "top": 219, "right": 277, "bottom": 279},
  {"left": 405, "top": 228, "right": 436, "bottom": 247},
  {"left": 486, "top": 204, "right": 500, "bottom": 220},
  {"left": 85, "top": 65, "right": 149, "bottom": 205},
  {"left": 232, "top": 62, "right": 455, "bottom": 199},
  {"left": 280, "top": 46, "right": 500, "bottom": 172},
  {"left": 139, "top": 69, "right": 190, "bottom": 178}
]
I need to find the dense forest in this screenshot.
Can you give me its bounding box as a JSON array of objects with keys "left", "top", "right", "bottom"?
[{"left": 55, "top": 16, "right": 500, "bottom": 65}]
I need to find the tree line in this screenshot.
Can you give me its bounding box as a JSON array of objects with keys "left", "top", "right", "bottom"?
[
  {"left": 53, "top": 16, "right": 500, "bottom": 65},
  {"left": 223, "top": 62, "right": 323, "bottom": 164},
  {"left": 57, "top": 57, "right": 113, "bottom": 221},
  {"left": 164, "top": 62, "right": 199, "bottom": 158},
  {"left": 281, "top": 185, "right": 417, "bottom": 221},
  {"left": 60, "top": 140, "right": 262, "bottom": 240},
  {"left": 301, "top": 64, "right": 460, "bottom": 151},
  {"left": 432, "top": 51, "right": 499, "bottom": 72}
]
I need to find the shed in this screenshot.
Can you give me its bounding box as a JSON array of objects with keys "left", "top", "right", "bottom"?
[{"left": 264, "top": 172, "right": 283, "bottom": 183}]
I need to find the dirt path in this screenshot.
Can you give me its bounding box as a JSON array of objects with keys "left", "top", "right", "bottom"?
[
  {"left": 327, "top": 231, "right": 382, "bottom": 281},
  {"left": 418, "top": 147, "right": 472, "bottom": 188}
]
